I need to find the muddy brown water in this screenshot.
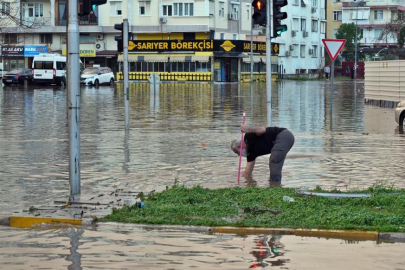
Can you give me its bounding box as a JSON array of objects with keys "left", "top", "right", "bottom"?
[{"left": 1, "top": 80, "right": 405, "bottom": 269}]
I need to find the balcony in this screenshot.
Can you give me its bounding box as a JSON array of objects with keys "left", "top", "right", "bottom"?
[
  {"left": 22, "top": 17, "right": 51, "bottom": 27},
  {"left": 56, "top": 16, "right": 98, "bottom": 26}
]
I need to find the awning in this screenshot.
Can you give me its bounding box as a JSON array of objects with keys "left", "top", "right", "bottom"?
[
  {"left": 214, "top": 51, "right": 247, "bottom": 58},
  {"left": 118, "top": 54, "right": 210, "bottom": 62},
  {"left": 96, "top": 50, "right": 117, "bottom": 58},
  {"left": 243, "top": 56, "right": 266, "bottom": 63}
]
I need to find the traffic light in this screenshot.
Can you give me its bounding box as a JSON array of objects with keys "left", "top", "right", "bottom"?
[
  {"left": 273, "top": 0, "right": 288, "bottom": 38},
  {"left": 81, "top": 0, "right": 107, "bottom": 16},
  {"left": 252, "top": 0, "right": 266, "bottom": 26},
  {"left": 114, "top": 23, "right": 124, "bottom": 52}
]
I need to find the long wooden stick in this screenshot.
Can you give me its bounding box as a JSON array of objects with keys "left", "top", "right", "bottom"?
[{"left": 237, "top": 110, "right": 246, "bottom": 184}]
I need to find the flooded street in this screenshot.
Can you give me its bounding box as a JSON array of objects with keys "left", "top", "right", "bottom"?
[{"left": 1, "top": 80, "right": 405, "bottom": 269}]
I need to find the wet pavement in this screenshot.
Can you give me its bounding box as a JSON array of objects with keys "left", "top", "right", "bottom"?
[{"left": 1, "top": 80, "right": 405, "bottom": 269}]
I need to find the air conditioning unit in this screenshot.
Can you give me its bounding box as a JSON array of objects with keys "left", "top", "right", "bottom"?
[
  {"left": 311, "top": 7, "right": 317, "bottom": 13},
  {"left": 291, "top": 30, "right": 296, "bottom": 37},
  {"left": 308, "top": 48, "right": 313, "bottom": 55},
  {"left": 285, "top": 51, "right": 291, "bottom": 57},
  {"left": 159, "top": 17, "right": 167, "bottom": 23},
  {"left": 289, "top": 45, "right": 294, "bottom": 51},
  {"left": 303, "top": 31, "right": 308, "bottom": 37},
  {"left": 228, "top": 13, "right": 234, "bottom": 20},
  {"left": 95, "top": 41, "right": 105, "bottom": 51},
  {"left": 97, "top": 34, "right": 104, "bottom": 40}
]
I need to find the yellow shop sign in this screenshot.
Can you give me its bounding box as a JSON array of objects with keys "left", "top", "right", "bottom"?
[{"left": 62, "top": 49, "right": 96, "bottom": 57}]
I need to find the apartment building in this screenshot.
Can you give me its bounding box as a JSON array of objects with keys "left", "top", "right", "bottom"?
[
  {"left": 1, "top": 0, "right": 279, "bottom": 82},
  {"left": 327, "top": 0, "right": 343, "bottom": 39},
  {"left": 341, "top": 0, "right": 404, "bottom": 48},
  {"left": 274, "top": 0, "right": 326, "bottom": 75}
]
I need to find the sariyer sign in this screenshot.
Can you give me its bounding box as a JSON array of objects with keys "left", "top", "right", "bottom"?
[{"left": 127, "top": 40, "right": 279, "bottom": 55}]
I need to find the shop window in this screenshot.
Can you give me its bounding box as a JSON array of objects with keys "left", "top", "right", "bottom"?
[
  {"left": 190, "top": 62, "right": 196, "bottom": 72},
  {"left": 40, "top": 34, "right": 53, "bottom": 44},
  {"left": 136, "top": 62, "right": 142, "bottom": 71},
  {"left": 159, "top": 62, "right": 165, "bottom": 72},
  {"left": 171, "top": 62, "right": 178, "bottom": 72},
  {"left": 184, "top": 62, "right": 190, "bottom": 72}
]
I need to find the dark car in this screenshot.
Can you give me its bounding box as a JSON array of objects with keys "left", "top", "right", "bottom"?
[{"left": 2, "top": 69, "right": 33, "bottom": 85}]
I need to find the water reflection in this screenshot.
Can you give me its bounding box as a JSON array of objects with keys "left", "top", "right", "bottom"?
[
  {"left": 250, "top": 235, "right": 287, "bottom": 268},
  {"left": 0, "top": 224, "right": 404, "bottom": 269}
]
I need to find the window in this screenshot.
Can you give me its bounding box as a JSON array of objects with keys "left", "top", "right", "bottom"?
[
  {"left": 231, "top": 4, "right": 239, "bottom": 20},
  {"left": 311, "top": 20, "right": 318, "bottom": 32},
  {"left": 333, "top": 10, "right": 342, "bottom": 21},
  {"left": 220, "top": 33, "right": 225, "bottom": 39},
  {"left": 293, "top": 18, "right": 299, "bottom": 31},
  {"left": 374, "top": 28, "right": 382, "bottom": 39},
  {"left": 40, "top": 34, "right": 52, "bottom": 44},
  {"left": 312, "top": 45, "right": 318, "bottom": 57},
  {"left": 374, "top": 10, "right": 383, "bottom": 20},
  {"left": 110, "top": 1, "right": 122, "bottom": 16},
  {"left": 312, "top": 0, "right": 317, "bottom": 7},
  {"left": 173, "top": 3, "right": 193, "bottom": 16},
  {"left": 24, "top": 3, "right": 44, "bottom": 17},
  {"left": 320, "top": 21, "right": 326, "bottom": 34},
  {"left": 163, "top": 5, "right": 172, "bottom": 16},
  {"left": 293, "top": 0, "right": 299, "bottom": 5},
  {"left": 301, "top": 18, "right": 306, "bottom": 31},
  {"left": 56, "top": 61, "right": 66, "bottom": 70},
  {"left": 0, "top": 2, "right": 10, "bottom": 17},
  {"left": 4, "top": 34, "right": 17, "bottom": 44},
  {"left": 139, "top": 2, "right": 150, "bottom": 15},
  {"left": 300, "top": 45, "right": 306, "bottom": 57},
  {"left": 292, "top": 44, "right": 299, "bottom": 57},
  {"left": 233, "top": 34, "right": 238, "bottom": 40},
  {"left": 34, "top": 61, "right": 53, "bottom": 69},
  {"left": 333, "top": 29, "right": 338, "bottom": 39},
  {"left": 219, "top": 3, "right": 224, "bottom": 17}
]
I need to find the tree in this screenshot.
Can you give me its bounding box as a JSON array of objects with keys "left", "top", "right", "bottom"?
[
  {"left": 380, "top": 10, "right": 405, "bottom": 47},
  {"left": 335, "top": 23, "right": 362, "bottom": 61},
  {"left": 398, "top": 26, "right": 405, "bottom": 48},
  {"left": 0, "top": 0, "right": 42, "bottom": 37}
]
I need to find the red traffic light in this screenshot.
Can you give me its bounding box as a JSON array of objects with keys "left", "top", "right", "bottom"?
[{"left": 253, "top": 0, "right": 265, "bottom": 10}]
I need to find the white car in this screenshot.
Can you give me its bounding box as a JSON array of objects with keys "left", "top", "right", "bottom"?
[
  {"left": 395, "top": 100, "right": 405, "bottom": 125},
  {"left": 80, "top": 67, "right": 114, "bottom": 87}
]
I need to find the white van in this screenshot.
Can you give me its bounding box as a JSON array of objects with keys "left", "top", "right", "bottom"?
[{"left": 32, "top": 53, "right": 66, "bottom": 86}]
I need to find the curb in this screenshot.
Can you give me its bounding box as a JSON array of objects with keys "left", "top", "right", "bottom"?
[
  {"left": 2, "top": 217, "right": 405, "bottom": 243},
  {"left": 6, "top": 216, "right": 83, "bottom": 228}
]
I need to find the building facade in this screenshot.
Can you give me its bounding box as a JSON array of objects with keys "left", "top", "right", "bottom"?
[{"left": 274, "top": 0, "right": 327, "bottom": 75}]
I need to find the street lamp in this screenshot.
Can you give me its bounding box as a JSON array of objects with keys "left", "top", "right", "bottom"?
[
  {"left": 354, "top": 0, "right": 366, "bottom": 78},
  {"left": 373, "top": 47, "right": 388, "bottom": 61}
]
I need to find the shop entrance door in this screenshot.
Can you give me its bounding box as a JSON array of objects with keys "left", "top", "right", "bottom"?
[{"left": 216, "top": 58, "right": 239, "bottom": 82}]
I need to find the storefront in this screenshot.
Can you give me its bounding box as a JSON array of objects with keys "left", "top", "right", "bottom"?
[
  {"left": 117, "top": 39, "right": 278, "bottom": 82},
  {"left": 62, "top": 49, "right": 118, "bottom": 71},
  {"left": 1, "top": 45, "right": 49, "bottom": 72}
]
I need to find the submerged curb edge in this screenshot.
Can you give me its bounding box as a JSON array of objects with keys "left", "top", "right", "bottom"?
[{"left": 2, "top": 217, "right": 404, "bottom": 243}]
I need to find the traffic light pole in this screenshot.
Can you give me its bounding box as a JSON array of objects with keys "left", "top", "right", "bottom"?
[
  {"left": 123, "top": 19, "right": 130, "bottom": 130},
  {"left": 266, "top": 0, "right": 272, "bottom": 126},
  {"left": 68, "top": 0, "right": 81, "bottom": 195}
]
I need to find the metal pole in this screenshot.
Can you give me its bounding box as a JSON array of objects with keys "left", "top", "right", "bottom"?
[
  {"left": 354, "top": 3, "right": 359, "bottom": 79},
  {"left": 123, "top": 19, "right": 130, "bottom": 130},
  {"left": 266, "top": 0, "right": 272, "bottom": 126},
  {"left": 68, "top": 0, "right": 80, "bottom": 195},
  {"left": 330, "top": 60, "right": 335, "bottom": 131},
  {"left": 250, "top": 12, "right": 253, "bottom": 82}
]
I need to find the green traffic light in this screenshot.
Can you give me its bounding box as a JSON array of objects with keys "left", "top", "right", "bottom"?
[{"left": 276, "top": 25, "right": 288, "bottom": 35}]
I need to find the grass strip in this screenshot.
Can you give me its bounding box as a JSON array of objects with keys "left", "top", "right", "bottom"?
[{"left": 102, "top": 184, "right": 405, "bottom": 232}]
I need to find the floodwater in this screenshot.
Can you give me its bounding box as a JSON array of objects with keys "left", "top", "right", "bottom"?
[
  {"left": 1, "top": 80, "right": 405, "bottom": 269},
  {"left": 0, "top": 223, "right": 405, "bottom": 270}
]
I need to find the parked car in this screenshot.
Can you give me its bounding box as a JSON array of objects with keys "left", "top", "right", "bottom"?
[
  {"left": 2, "top": 69, "right": 33, "bottom": 85},
  {"left": 80, "top": 67, "right": 114, "bottom": 87},
  {"left": 395, "top": 100, "right": 405, "bottom": 126}
]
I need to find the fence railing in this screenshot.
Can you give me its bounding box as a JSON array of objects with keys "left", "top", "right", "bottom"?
[
  {"left": 55, "top": 16, "right": 98, "bottom": 26},
  {"left": 116, "top": 72, "right": 212, "bottom": 82},
  {"left": 22, "top": 17, "right": 51, "bottom": 26}
]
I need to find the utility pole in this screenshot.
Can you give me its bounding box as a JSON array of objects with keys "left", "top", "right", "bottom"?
[
  {"left": 266, "top": 0, "right": 272, "bottom": 126},
  {"left": 68, "top": 0, "right": 81, "bottom": 195}
]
